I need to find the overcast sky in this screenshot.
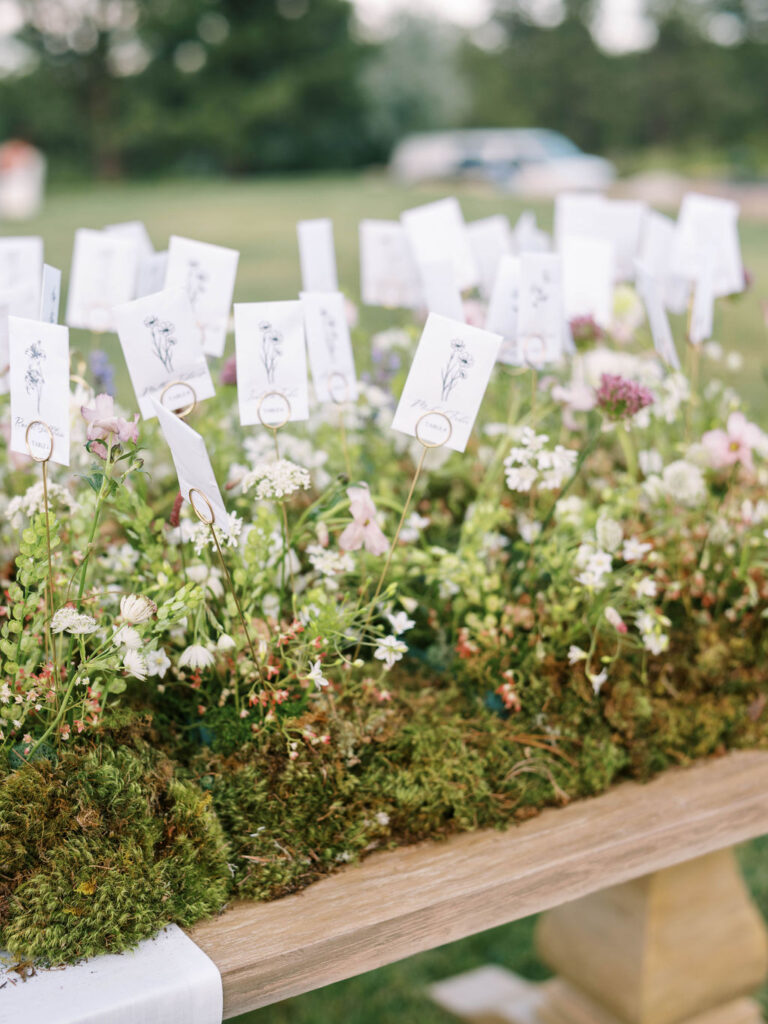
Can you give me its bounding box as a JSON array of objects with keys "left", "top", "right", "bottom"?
[{"left": 353, "top": 0, "right": 658, "bottom": 53}]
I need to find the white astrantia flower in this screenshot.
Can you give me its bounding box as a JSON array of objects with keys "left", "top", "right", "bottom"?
[
  {"left": 304, "top": 660, "right": 329, "bottom": 690},
  {"left": 123, "top": 649, "right": 148, "bottom": 680},
  {"left": 387, "top": 611, "right": 415, "bottom": 635},
  {"left": 242, "top": 459, "right": 311, "bottom": 500},
  {"left": 179, "top": 644, "right": 215, "bottom": 670},
  {"left": 113, "top": 624, "right": 142, "bottom": 649},
  {"left": 51, "top": 608, "right": 98, "bottom": 635},
  {"left": 661, "top": 460, "right": 707, "bottom": 508},
  {"left": 147, "top": 648, "right": 171, "bottom": 678},
  {"left": 374, "top": 635, "right": 408, "bottom": 670},
  {"left": 120, "top": 594, "right": 157, "bottom": 624}
]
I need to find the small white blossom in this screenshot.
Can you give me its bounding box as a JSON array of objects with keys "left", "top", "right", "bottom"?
[
  {"left": 634, "top": 578, "right": 658, "bottom": 599},
  {"left": 622, "top": 538, "right": 652, "bottom": 562},
  {"left": 123, "top": 649, "right": 148, "bottom": 680},
  {"left": 304, "top": 660, "right": 329, "bottom": 690},
  {"left": 387, "top": 611, "right": 415, "bottom": 634},
  {"left": 242, "top": 459, "right": 311, "bottom": 500},
  {"left": 217, "top": 633, "right": 236, "bottom": 651},
  {"left": 51, "top": 608, "right": 98, "bottom": 635},
  {"left": 5, "top": 481, "right": 78, "bottom": 529},
  {"left": 179, "top": 644, "right": 215, "bottom": 670},
  {"left": 120, "top": 594, "right": 157, "bottom": 624},
  {"left": 596, "top": 516, "right": 623, "bottom": 554},
  {"left": 587, "top": 668, "right": 608, "bottom": 695},
  {"left": 661, "top": 460, "right": 707, "bottom": 508},
  {"left": 568, "top": 645, "right": 588, "bottom": 664},
  {"left": 307, "top": 544, "right": 355, "bottom": 576},
  {"left": 374, "top": 635, "right": 408, "bottom": 670},
  {"left": 113, "top": 624, "right": 142, "bottom": 649},
  {"left": 147, "top": 648, "right": 171, "bottom": 678}
]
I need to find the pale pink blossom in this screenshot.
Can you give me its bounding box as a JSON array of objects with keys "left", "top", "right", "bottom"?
[
  {"left": 702, "top": 412, "right": 762, "bottom": 472},
  {"left": 338, "top": 484, "right": 389, "bottom": 556},
  {"left": 81, "top": 393, "right": 139, "bottom": 444},
  {"left": 604, "top": 606, "right": 628, "bottom": 634}
]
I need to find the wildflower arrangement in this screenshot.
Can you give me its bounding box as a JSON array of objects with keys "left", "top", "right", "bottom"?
[{"left": 0, "top": 239, "right": 767, "bottom": 970}]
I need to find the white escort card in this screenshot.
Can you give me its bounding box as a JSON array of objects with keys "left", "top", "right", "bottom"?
[
  {"left": 234, "top": 300, "right": 309, "bottom": 427},
  {"left": 513, "top": 210, "right": 550, "bottom": 253},
  {"left": 485, "top": 255, "right": 521, "bottom": 364},
  {"left": 300, "top": 290, "right": 358, "bottom": 403},
  {"left": 670, "top": 193, "right": 744, "bottom": 297},
  {"left": 392, "top": 312, "right": 501, "bottom": 453},
  {"left": 561, "top": 235, "right": 614, "bottom": 327},
  {"left": 597, "top": 198, "right": 646, "bottom": 281},
  {"left": 0, "top": 235, "right": 43, "bottom": 318},
  {"left": 9, "top": 316, "right": 70, "bottom": 465},
  {"left": 467, "top": 215, "right": 512, "bottom": 299},
  {"left": 359, "top": 219, "right": 422, "bottom": 309},
  {"left": 635, "top": 264, "right": 680, "bottom": 371},
  {"left": 401, "top": 197, "right": 479, "bottom": 291},
  {"left": 418, "top": 258, "right": 465, "bottom": 322},
  {"left": 164, "top": 235, "right": 239, "bottom": 358},
  {"left": 637, "top": 210, "right": 690, "bottom": 314},
  {"left": 105, "top": 220, "right": 154, "bottom": 262},
  {"left": 137, "top": 250, "right": 169, "bottom": 299},
  {"left": 516, "top": 253, "right": 565, "bottom": 366},
  {"left": 113, "top": 287, "right": 215, "bottom": 420},
  {"left": 152, "top": 398, "right": 229, "bottom": 527},
  {"left": 297, "top": 218, "right": 338, "bottom": 293},
  {"left": 0, "top": 303, "right": 9, "bottom": 393},
  {"left": 554, "top": 192, "right": 603, "bottom": 250},
  {"left": 40, "top": 264, "right": 61, "bottom": 324},
  {"left": 66, "top": 228, "right": 139, "bottom": 332}
]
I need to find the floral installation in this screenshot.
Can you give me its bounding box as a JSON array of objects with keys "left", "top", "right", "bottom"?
[{"left": 0, "top": 228, "right": 766, "bottom": 972}]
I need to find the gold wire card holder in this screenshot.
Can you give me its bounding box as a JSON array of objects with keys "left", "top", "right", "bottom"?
[
  {"left": 327, "top": 371, "right": 353, "bottom": 476},
  {"left": 25, "top": 419, "right": 58, "bottom": 678},
  {"left": 256, "top": 390, "right": 292, "bottom": 459},
  {"left": 160, "top": 380, "right": 198, "bottom": 420}
]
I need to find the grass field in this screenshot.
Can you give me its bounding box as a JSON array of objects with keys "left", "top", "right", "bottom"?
[{"left": 15, "top": 174, "right": 768, "bottom": 1021}]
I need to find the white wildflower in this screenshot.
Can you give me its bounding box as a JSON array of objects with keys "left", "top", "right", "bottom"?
[
  {"left": 307, "top": 544, "right": 355, "bottom": 576},
  {"left": 387, "top": 611, "right": 415, "bottom": 634},
  {"left": 119, "top": 594, "right": 157, "bottom": 624},
  {"left": 147, "top": 648, "right": 171, "bottom": 678},
  {"left": 596, "top": 516, "right": 623, "bottom": 554},
  {"left": 505, "top": 464, "right": 538, "bottom": 493},
  {"left": 634, "top": 577, "right": 657, "bottom": 599},
  {"left": 587, "top": 668, "right": 608, "bottom": 695},
  {"left": 568, "top": 645, "right": 588, "bottom": 664},
  {"left": 304, "top": 659, "right": 329, "bottom": 690},
  {"left": 51, "top": 608, "right": 98, "bottom": 635},
  {"left": 242, "top": 459, "right": 311, "bottom": 500},
  {"left": 5, "top": 481, "right": 78, "bottom": 529},
  {"left": 217, "top": 633, "right": 236, "bottom": 651},
  {"left": 113, "top": 624, "right": 142, "bottom": 649},
  {"left": 622, "top": 538, "right": 652, "bottom": 562},
  {"left": 638, "top": 449, "right": 663, "bottom": 476},
  {"left": 190, "top": 513, "right": 243, "bottom": 557},
  {"left": 374, "top": 635, "right": 408, "bottom": 670},
  {"left": 179, "top": 644, "right": 215, "bottom": 670},
  {"left": 123, "top": 649, "right": 148, "bottom": 680},
  {"left": 661, "top": 460, "right": 707, "bottom": 508}
]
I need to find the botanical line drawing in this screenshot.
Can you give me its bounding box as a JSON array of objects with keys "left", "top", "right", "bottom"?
[
  {"left": 185, "top": 260, "right": 208, "bottom": 308},
  {"left": 530, "top": 269, "right": 552, "bottom": 308},
  {"left": 440, "top": 337, "right": 474, "bottom": 402},
  {"left": 144, "top": 314, "right": 177, "bottom": 373},
  {"left": 319, "top": 307, "right": 338, "bottom": 359},
  {"left": 24, "top": 340, "right": 45, "bottom": 414},
  {"left": 259, "top": 320, "right": 283, "bottom": 385}
]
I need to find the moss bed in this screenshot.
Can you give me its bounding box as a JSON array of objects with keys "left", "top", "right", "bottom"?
[{"left": 2, "top": 651, "right": 766, "bottom": 967}]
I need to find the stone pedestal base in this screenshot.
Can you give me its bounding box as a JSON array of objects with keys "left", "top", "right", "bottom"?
[{"left": 429, "top": 849, "right": 768, "bottom": 1024}]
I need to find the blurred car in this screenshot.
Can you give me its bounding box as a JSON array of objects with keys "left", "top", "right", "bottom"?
[{"left": 390, "top": 128, "right": 616, "bottom": 195}]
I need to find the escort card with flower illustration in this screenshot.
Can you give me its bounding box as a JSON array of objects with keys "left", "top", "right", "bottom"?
[
  {"left": 401, "top": 197, "right": 479, "bottom": 291},
  {"left": 151, "top": 398, "right": 228, "bottom": 528},
  {"left": 418, "top": 258, "right": 465, "bottom": 322},
  {"left": 40, "top": 264, "right": 61, "bottom": 324},
  {"left": 164, "top": 235, "right": 239, "bottom": 358},
  {"left": 113, "top": 287, "right": 215, "bottom": 419},
  {"left": 299, "top": 291, "right": 358, "bottom": 403},
  {"left": 297, "top": 218, "right": 338, "bottom": 293},
  {"left": 467, "top": 215, "right": 512, "bottom": 299},
  {"left": 485, "top": 255, "right": 521, "bottom": 365},
  {"left": 516, "top": 253, "right": 565, "bottom": 366},
  {"left": 65, "top": 228, "right": 140, "bottom": 332},
  {"left": 391, "top": 312, "right": 501, "bottom": 453},
  {"left": 670, "top": 193, "right": 743, "bottom": 297},
  {"left": 0, "top": 236, "right": 43, "bottom": 319},
  {"left": 359, "top": 219, "right": 422, "bottom": 309},
  {"left": 9, "top": 316, "right": 70, "bottom": 465},
  {"left": 233, "top": 300, "right": 310, "bottom": 427}
]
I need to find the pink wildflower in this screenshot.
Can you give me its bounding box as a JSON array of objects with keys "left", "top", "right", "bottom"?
[
  {"left": 595, "top": 374, "right": 654, "bottom": 421},
  {"left": 81, "top": 393, "right": 139, "bottom": 444},
  {"left": 220, "top": 355, "right": 237, "bottom": 385},
  {"left": 604, "top": 606, "right": 628, "bottom": 634},
  {"left": 338, "top": 484, "right": 389, "bottom": 556},
  {"left": 702, "top": 412, "right": 762, "bottom": 473}
]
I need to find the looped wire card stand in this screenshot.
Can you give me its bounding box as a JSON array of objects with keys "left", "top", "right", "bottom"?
[
  {"left": 257, "top": 390, "right": 292, "bottom": 459},
  {"left": 160, "top": 380, "right": 198, "bottom": 420},
  {"left": 25, "top": 418, "right": 57, "bottom": 673}
]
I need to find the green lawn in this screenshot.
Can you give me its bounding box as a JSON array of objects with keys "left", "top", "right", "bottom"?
[{"left": 15, "top": 174, "right": 768, "bottom": 1021}]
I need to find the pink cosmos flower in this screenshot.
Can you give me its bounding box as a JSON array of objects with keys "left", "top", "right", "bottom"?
[
  {"left": 702, "top": 412, "right": 762, "bottom": 472},
  {"left": 81, "top": 394, "right": 139, "bottom": 444},
  {"left": 338, "top": 484, "right": 389, "bottom": 556},
  {"left": 595, "top": 373, "right": 654, "bottom": 421}
]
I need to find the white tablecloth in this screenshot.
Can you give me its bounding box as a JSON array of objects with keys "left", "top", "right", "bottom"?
[{"left": 0, "top": 924, "right": 223, "bottom": 1023}]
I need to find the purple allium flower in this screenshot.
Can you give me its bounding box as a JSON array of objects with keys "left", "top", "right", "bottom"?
[
  {"left": 220, "top": 355, "right": 237, "bottom": 386},
  {"left": 570, "top": 315, "right": 604, "bottom": 349},
  {"left": 595, "top": 373, "right": 654, "bottom": 421}
]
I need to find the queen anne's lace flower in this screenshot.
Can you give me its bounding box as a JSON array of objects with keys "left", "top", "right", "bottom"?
[
  {"left": 51, "top": 608, "right": 98, "bottom": 635},
  {"left": 242, "top": 460, "right": 311, "bottom": 500},
  {"left": 5, "top": 482, "right": 78, "bottom": 529}
]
